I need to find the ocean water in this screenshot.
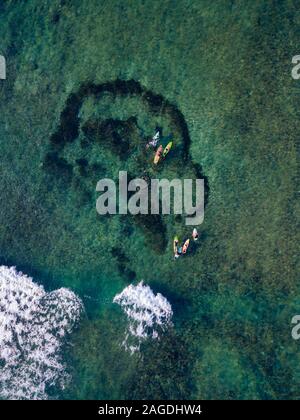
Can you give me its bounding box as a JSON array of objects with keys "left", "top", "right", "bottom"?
[
  {"left": 0, "top": 265, "right": 82, "bottom": 399},
  {"left": 114, "top": 281, "right": 173, "bottom": 353},
  {"left": 0, "top": 0, "right": 299, "bottom": 399}
]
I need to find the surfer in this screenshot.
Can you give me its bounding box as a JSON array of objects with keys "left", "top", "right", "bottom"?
[
  {"left": 163, "top": 141, "right": 173, "bottom": 158},
  {"left": 173, "top": 236, "right": 181, "bottom": 259},
  {"left": 146, "top": 129, "right": 160, "bottom": 149},
  {"left": 182, "top": 238, "right": 190, "bottom": 254},
  {"left": 192, "top": 228, "right": 199, "bottom": 241},
  {"left": 154, "top": 145, "right": 163, "bottom": 164}
]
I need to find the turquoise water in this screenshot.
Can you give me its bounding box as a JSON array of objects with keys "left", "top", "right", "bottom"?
[{"left": 0, "top": 0, "right": 299, "bottom": 399}]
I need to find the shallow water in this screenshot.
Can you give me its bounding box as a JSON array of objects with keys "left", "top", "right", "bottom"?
[{"left": 0, "top": 0, "right": 299, "bottom": 399}]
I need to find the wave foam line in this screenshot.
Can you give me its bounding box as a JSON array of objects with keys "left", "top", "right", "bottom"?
[
  {"left": 0, "top": 265, "right": 83, "bottom": 400},
  {"left": 113, "top": 281, "right": 173, "bottom": 353}
]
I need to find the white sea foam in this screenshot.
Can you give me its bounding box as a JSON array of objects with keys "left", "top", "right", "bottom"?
[
  {"left": 113, "top": 281, "right": 173, "bottom": 353},
  {"left": 0, "top": 265, "right": 83, "bottom": 400}
]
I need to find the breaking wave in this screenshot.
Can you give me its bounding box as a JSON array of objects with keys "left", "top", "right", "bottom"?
[
  {"left": 0, "top": 265, "right": 83, "bottom": 400},
  {"left": 113, "top": 281, "right": 173, "bottom": 353}
]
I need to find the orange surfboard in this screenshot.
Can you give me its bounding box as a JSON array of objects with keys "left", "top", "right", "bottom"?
[
  {"left": 154, "top": 145, "right": 163, "bottom": 164},
  {"left": 182, "top": 239, "right": 190, "bottom": 254}
]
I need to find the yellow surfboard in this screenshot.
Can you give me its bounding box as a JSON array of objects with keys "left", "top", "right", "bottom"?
[{"left": 163, "top": 141, "right": 173, "bottom": 158}]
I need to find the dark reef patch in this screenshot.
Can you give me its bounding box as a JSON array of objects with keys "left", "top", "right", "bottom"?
[
  {"left": 44, "top": 79, "right": 209, "bottom": 253},
  {"left": 111, "top": 246, "right": 136, "bottom": 281},
  {"left": 43, "top": 151, "right": 73, "bottom": 186},
  {"left": 48, "top": 79, "right": 192, "bottom": 160},
  {"left": 82, "top": 118, "right": 133, "bottom": 161},
  {"left": 134, "top": 214, "right": 167, "bottom": 254}
]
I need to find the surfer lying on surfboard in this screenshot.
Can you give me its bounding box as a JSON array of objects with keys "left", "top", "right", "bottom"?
[
  {"left": 173, "top": 236, "right": 190, "bottom": 258},
  {"left": 173, "top": 229, "right": 199, "bottom": 259},
  {"left": 154, "top": 145, "right": 163, "bottom": 164},
  {"left": 146, "top": 129, "right": 160, "bottom": 149},
  {"left": 153, "top": 141, "right": 173, "bottom": 164}
]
